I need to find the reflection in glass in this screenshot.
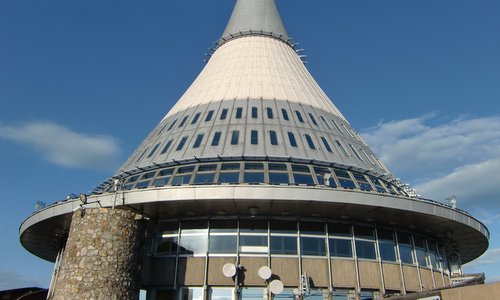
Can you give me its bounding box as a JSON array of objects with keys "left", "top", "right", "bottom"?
[
  {"left": 399, "top": 245, "right": 414, "bottom": 264},
  {"left": 269, "top": 172, "right": 289, "bottom": 184},
  {"left": 379, "top": 242, "right": 397, "bottom": 262},
  {"left": 244, "top": 172, "right": 264, "bottom": 184},
  {"left": 178, "top": 235, "right": 207, "bottom": 255},
  {"left": 209, "top": 235, "right": 237, "bottom": 254},
  {"left": 193, "top": 173, "right": 215, "bottom": 185},
  {"left": 240, "top": 236, "right": 268, "bottom": 254},
  {"left": 301, "top": 237, "right": 326, "bottom": 256},
  {"left": 329, "top": 238, "right": 352, "bottom": 258},
  {"left": 210, "top": 288, "right": 233, "bottom": 300},
  {"left": 271, "top": 236, "right": 297, "bottom": 255},
  {"left": 416, "top": 248, "right": 428, "bottom": 267},
  {"left": 182, "top": 287, "right": 204, "bottom": 300},
  {"left": 218, "top": 172, "right": 239, "bottom": 184},
  {"left": 157, "top": 237, "right": 178, "bottom": 255},
  {"left": 355, "top": 240, "right": 376, "bottom": 260},
  {"left": 171, "top": 174, "right": 192, "bottom": 186},
  {"left": 293, "top": 173, "right": 314, "bottom": 185}
]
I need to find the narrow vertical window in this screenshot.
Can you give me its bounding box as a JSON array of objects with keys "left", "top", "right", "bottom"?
[
  {"left": 332, "top": 120, "right": 343, "bottom": 133},
  {"left": 321, "top": 137, "right": 333, "bottom": 153},
  {"left": 281, "top": 108, "right": 289, "bottom": 121},
  {"left": 335, "top": 140, "right": 349, "bottom": 156},
  {"left": 349, "top": 144, "right": 363, "bottom": 160},
  {"left": 320, "top": 116, "right": 332, "bottom": 129},
  {"left": 342, "top": 124, "right": 355, "bottom": 137},
  {"left": 251, "top": 130, "right": 258, "bottom": 145},
  {"left": 308, "top": 113, "right": 318, "bottom": 126},
  {"left": 270, "top": 131, "right": 278, "bottom": 145},
  {"left": 305, "top": 134, "right": 316, "bottom": 149},
  {"left": 147, "top": 143, "right": 160, "bottom": 158},
  {"left": 205, "top": 110, "right": 214, "bottom": 122},
  {"left": 161, "top": 140, "right": 173, "bottom": 154},
  {"left": 295, "top": 111, "right": 304, "bottom": 123},
  {"left": 167, "top": 119, "right": 177, "bottom": 131},
  {"left": 191, "top": 112, "right": 201, "bottom": 124},
  {"left": 179, "top": 115, "right": 189, "bottom": 127},
  {"left": 176, "top": 136, "right": 188, "bottom": 151},
  {"left": 220, "top": 109, "right": 228, "bottom": 120},
  {"left": 236, "top": 107, "right": 243, "bottom": 119},
  {"left": 231, "top": 130, "right": 240, "bottom": 145},
  {"left": 212, "top": 132, "right": 222, "bottom": 146},
  {"left": 251, "top": 107, "right": 258, "bottom": 119},
  {"left": 266, "top": 107, "right": 274, "bottom": 119},
  {"left": 360, "top": 148, "right": 376, "bottom": 165},
  {"left": 288, "top": 132, "right": 298, "bottom": 147},
  {"left": 193, "top": 134, "right": 204, "bottom": 148}
]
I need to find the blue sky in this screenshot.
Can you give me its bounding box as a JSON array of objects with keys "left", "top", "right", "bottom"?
[{"left": 1, "top": 0, "right": 499, "bottom": 289}]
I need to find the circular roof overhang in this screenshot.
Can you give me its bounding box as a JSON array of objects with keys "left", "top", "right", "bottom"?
[{"left": 20, "top": 185, "right": 489, "bottom": 263}]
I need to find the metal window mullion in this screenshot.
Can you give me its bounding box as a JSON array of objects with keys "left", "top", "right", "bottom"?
[
  {"left": 410, "top": 234, "right": 423, "bottom": 291},
  {"left": 394, "top": 230, "right": 407, "bottom": 294},
  {"left": 426, "top": 239, "right": 436, "bottom": 289},
  {"left": 351, "top": 225, "right": 361, "bottom": 294},
  {"left": 173, "top": 220, "right": 181, "bottom": 290},
  {"left": 325, "top": 223, "right": 333, "bottom": 294},
  {"left": 374, "top": 227, "right": 386, "bottom": 294}
]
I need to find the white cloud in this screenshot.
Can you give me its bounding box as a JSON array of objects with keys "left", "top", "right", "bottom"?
[
  {"left": 362, "top": 115, "right": 500, "bottom": 182},
  {"left": 0, "top": 121, "right": 120, "bottom": 171}
]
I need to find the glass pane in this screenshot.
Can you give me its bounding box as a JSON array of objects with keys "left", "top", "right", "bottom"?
[
  {"left": 414, "top": 236, "right": 426, "bottom": 249},
  {"left": 236, "top": 107, "right": 243, "bottom": 119},
  {"left": 244, "top": 172, "right": 264, "bottom": 184},
  {"left": 334, "top": 169, "right": 350, "bottom": 179},
  {"left": 159, "top": 169, "right": 174, "bottom": 176},
  {"left": 167, "top": 119, "right": 177, "bottom": 131},
  {"left": 329, "top": 238, "right": 352, "bottom": 258},
  {"left": 220, "top": 108, "right": 228, "bottom": 120},
  {"left": 218, "top": 172, "right": 240, "bottom": 184},
  {"left": 157, "top": 237, "right": 178, "bottom": 255},
  {"left": 179, "top": 116, "right": 189, "bottom": 127},
  {"left": 295, "top": 111, "right": 304, "bottom": 123},
  {"left": 300, "top": 237, "right": 326, "bottom": 256},
  {"left": 241, "top": 288, "right": 264, "bottom": 300},
  {"left": 321, "top": 137, "right": 333, "bottom": 152},
  {"left": 231, "top": 130, "right": 240, "bottom": 145},
  {"left": 338, "top": 179, "right": 356, "bottom": 189},
  {"left": 305, "top": 134, "right": 316, "bottom": 149},
  {"left": 210, "top": 220, "right": 237, "bottom": 233},
  {"left": 193, "top": 134, "right": 204, "bottom": 148},
  {"left": 251, "top": 107, "right": 258, "bottom": 118},
  {"left": 399, "top": 245, "right": 414, "bottom": 264},
  {"left": 267, "top": 107, "right": 274, "bottom": 119},
  {"left": 182, "top": 288, "right": 204, "bottom": 300},
  {"left": 153, "top": 177, "right": 170, "bottom": 186},
  {"left": 355, "top": 240, "right": 376, "bottom": 260},
  {"left": 240, "top": 236, "right": 268, "bottom": 254},
  {"left": 182, "top": 221, "right": 208, "bottom": 232},
  {"left": 171, "top": 174, "right": 192, "bottom": 185},
  {"left": 288, "top": 132, "right": 297, "bottom": 147},
  {"left": 191, "top": 112, "right": 200, "bottom": 124},
  {"left": 293, "top": 173, "right": 314, "bottom": 185},
  {"left": 205, "top": 110, "right": 214, "bottom": 122},
  {"left": 135, "top": 181, "right": 150, "bottom": 189},
  {"left": 281, "top": 109, "right": 289, "bottom": 121},
  {"left": 377, "top": 229, "right": 395, "bottom": 241},
  {"left": 221, "top": 163, "right": 240, "bottom": 170},
  {"left": 176, "top": 136, "right": 188, "bottom": 151},
  {"left": 156, "top": 289, "right": 176, "bottom": 300},
  {"left": 240, "top": 220, "right": 268, "bottom": 233},
  {"left": 210, "top": 288, "right": 233, "bottom": 300},
  {"left": 270, "top": 220, "right": 297, "bottom": 234},
  {"left": 212, "top": 132, "right": 222, "bottom": 146},
  {"left": 308, "top": 113, "right": 318, "bottom": 126},
  {"left": 251, "top": 130, "right": 259, "bottom": 145},
  {"left": 271, "top": 236, "right": 298, "bottom": 255},
  {"left": 292, "top": 165, "right": 310, "bottom": 172},
  {"left": 300, "top": 222, "right": 325, "bottom": 235},
  {"left": 158, "top": 221, "right": 179, "bottom": 234},
  {"left": 209, "top": 235, "right": 237, "bottom": 254},
  {"left": 245, "top": 163, "right": 264, "bottom": 170},
  {"left": 199, "top": 164, "right": 217, "bottom": 172},
  {"left": 269, "top": 172, "right": 289, "bottom": 184},
  {"left": 316, "top": 175, "right": 336, "bottom": 187},
  {"left": 194, "top": 173, "right": 215, "bottom": 184},
  {"left": 178, "top": 235, "right": 208, "bottom": 255},
  {"left": 269, "top": 163, "right": 287, "bottom": 171},
  {"left": 178, "top": 166, "right": 195, "bottom": 173},
  {"left": 354, "top": 226, "right": 374, "bottom": 239},
  {"left": 328, "top": 224, "right": 352, "bottom": 236},
  {"left": 397, "top": 232, "right": 412, "bottom": 245},
  {"left": 270, "top": 130, "right": 278, "bottom": 145},
  {"left": 379, "top": 242, "right": 397, "bottom": 262},
  {"left": 416, "top": 248, "right": 428, "bottom": 267}
]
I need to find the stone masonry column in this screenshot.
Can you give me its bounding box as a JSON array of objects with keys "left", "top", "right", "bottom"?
[{"left": 49, "top": 208, "right": 144, "bottom": 300}]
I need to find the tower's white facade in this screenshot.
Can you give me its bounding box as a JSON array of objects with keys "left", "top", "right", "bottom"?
[{"left": 20, "top": 1, "right": 489, "bottom": 299}]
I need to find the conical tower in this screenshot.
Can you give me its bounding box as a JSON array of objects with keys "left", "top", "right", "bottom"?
[{"left": 20, "top": 1, "right": 489, "bottom": 299}]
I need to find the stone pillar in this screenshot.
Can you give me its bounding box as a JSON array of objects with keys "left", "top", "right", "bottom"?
[{"left": 50, "top": 208, "right": 144, "bottom": 300}]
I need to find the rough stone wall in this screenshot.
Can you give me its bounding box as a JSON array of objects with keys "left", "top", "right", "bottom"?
[{"left": 50, "top": 208, "right": 144, "bottom": 300}]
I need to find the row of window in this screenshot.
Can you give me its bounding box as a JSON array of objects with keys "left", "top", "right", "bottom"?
[
  {"left": 155, "top": 106, "right": 361, "bottom": 143},
  {"left": 153, "top": 286, "right": 379, "bottom": 300},
  {"left": 153, "top": 287, "right": 370, "bottom": 300},
  {"left": 119, "top": 161, "right": 405, "bottom": 196},
  {"left": 154, "top": 220, "right": 447, "bottom": 270},
  {"left": 136, "top": 129, "right": 378, "bottom": 168}
]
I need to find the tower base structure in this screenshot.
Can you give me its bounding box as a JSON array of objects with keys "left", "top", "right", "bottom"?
[{"left": 48, "top": 208, "right": 143, "bottom": 300}]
